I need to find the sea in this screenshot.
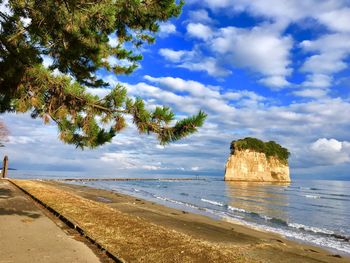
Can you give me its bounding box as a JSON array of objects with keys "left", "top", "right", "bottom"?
[{"left": 9, "top": 170, "right": 350, "bottom": 256}]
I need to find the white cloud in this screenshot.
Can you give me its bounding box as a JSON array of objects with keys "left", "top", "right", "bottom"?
[
  {"left": 301, "top": 74, "right": 333, "bottom": 89},
  {"left": 187, "top": 9, "right": 214, "bottom": 24},
  {"left": 105, "top": 56, "right": 135, "bottom": 68},
  {"left": 161, "top": 23, "right": 293, "bottom": 87},
  {"left": 159, "top": 48, "right": 230, "bottom": 77},
  {"left": 187, "top": 23, "right": 213, "bottom": 40},
  {"left": 20, "top": 17, "right": 31, "bottom": 27},
  {"left": 293, "top": 88, "right": 328, "bottom": 99},
  {"left": 158, "top": 22, "right": 177, "bottom": 38},
  {"left": 86, "top": 87, "right": 111, "bottom": 98},
  {"left": 141, "top": 75, "right": 264, "bottom": 114},
  {"left": 260, "top": 76, "right": 290, "bottom": 89},
  {"left": 144, "top": 75, "right": 221, "bottom": 98},
  {"left": 125, "top": 76, "right": 235, "bottom": 114},
  {"left": 7, "top": 136, "right": 36, "bottom": 145},
  {"left": 302, "top": 54, "right": 347, "bottom": 75},
  {"left": 0, "top": 1, "right": 12, "bottom": 17},
  {"left": 318, "top": 8, "right": 350, "bottom": 33},
  {"left": 41, "top": 55, "right": 54, "bottom": 68},
  {"left": 186, "top": 0, "right": 350, "bottom": 90},
  {"left": 210, "top": 25, "right": 293, "bottom": 87},
  {"left": 159, "top": 49, "right": 189, "bottom": 63},
  {"left": 300, "top": 33, "right": 350, "bottom": 88},
  {"left": 310, "top": 138, "right": 350, "bottom": 165},
  {"left": 179, "top": 57, "right": 231, "bottom": 77},
  {"left": 108, "top": 34, "right": 119, "bottom": 48},
  {"left": 311, "top": 138, "right": 342, "bottom": 152},
  {"left": 194, "top": 0, "right": 350, "bottom": 33}
]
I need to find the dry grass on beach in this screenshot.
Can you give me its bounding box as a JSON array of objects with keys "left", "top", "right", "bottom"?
[{"left": 11, "top": 179, "right": 251, "bottom": 263}]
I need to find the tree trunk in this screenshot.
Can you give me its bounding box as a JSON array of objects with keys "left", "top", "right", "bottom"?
[{"left": 2, "top": 156, "right": 8, "bottom": 178}]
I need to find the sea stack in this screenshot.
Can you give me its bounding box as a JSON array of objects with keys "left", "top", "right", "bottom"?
[{"left": 224, "top": 137, "right": 291, "bottom": 182}]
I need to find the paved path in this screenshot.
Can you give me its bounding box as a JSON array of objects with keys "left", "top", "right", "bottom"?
[{"left": 0, "top": 179, "right": 101, "bottom": 263}]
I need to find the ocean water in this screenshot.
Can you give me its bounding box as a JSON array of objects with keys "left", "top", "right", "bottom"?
[{"left": 9, "top": 171, "right": 350, "bottom": 255}]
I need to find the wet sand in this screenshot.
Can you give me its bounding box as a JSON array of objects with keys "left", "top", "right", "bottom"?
[{"left": 11, "top": 179, "right": 350, "bottom": 263}]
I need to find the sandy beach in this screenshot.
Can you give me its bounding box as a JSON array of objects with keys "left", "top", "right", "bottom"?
[{"left": 6, "top": 179, "right": 349, "bottom": 263}]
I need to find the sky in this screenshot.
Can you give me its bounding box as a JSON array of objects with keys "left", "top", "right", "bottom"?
[{"left": 1, "top": 0, "right": 350, "bottom": 180}]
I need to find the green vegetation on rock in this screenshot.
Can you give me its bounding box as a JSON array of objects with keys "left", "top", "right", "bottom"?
[{"left": 230, "top": 137, "right": 290, "bottom": 164}]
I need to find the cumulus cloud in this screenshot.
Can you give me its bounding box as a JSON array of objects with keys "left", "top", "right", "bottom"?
[
  {"left": 300, "top": 33, "right": 350, "bottom": 88},
  {"left": 7, "top": 136, "right": 36, "bottom": 145},
  {"left": 210, "top": 25, "right": 293, "bottom": 87},
  {"left": 159, "top": 49, "right": 191, "bottom": 63},
  {"left": 301, "top": 74, "right": 333, "bottom": 89},
  {"left": 159, "top": 48, "right": 230, "bottom": 77},
  {"left": 187, "top": 9, "right": 215, "bottom": 24},
  {"left": 311, "top": 138, "right": 343, "bottom": 153},
  {"left": 318, "top": 8, "right": 350, "bottom": 33},
  {"left": 183, "top": 0, "right": 350, "bottom": 91},
  {"left": 310, "top": 138, "right": 350, "bottom": 165},
  {"left": 178, "top": 57, "right": 231, "bottom": 77},
  {"left": 158, "top": 22, "right": 177, "bottom": 38},
  {"left": 293, "top": 88, "right": 328, "bottom": 99},
  {"left": 187, "top": 23, "right": 213, "bottom": 40},
  {"left": 163, "top": 22, "right": 293, "bottom": 84},
  {"left": 193, "top": 0, "right": 350, "bottom": 33}
]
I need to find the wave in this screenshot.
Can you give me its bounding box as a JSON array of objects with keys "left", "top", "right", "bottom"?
[
  {"left": 227, "top": 205, "right": 248, "bottom": 214},
  {"left": 304, "top": 194, "right": 321, "bottom": 199},
  {"left": 313, "top": 195, "right": 350, "bottom": 201},
  {"left": 155, "top": 196, "right": 199, "bottom": 210},
  {"left": 251, "top": 222, "right": 350, "bottom": 254},
  {"left": 328, "top": 193, "right": 350, "bottom": 198},
  {"left": 201, "top": 198, "right": 225, "bottom": 207},
  {"left": 310, "top": 187, "right": 322, "bottom": 191},
  {"left": 288, "top": 223, "right": 334, "bottom": 235},
  {"left": 288, "top": 223, "right": 350, "bottom": 242},
  {"left": 199, "top": 199, "right": 275, "bottom": 222}
]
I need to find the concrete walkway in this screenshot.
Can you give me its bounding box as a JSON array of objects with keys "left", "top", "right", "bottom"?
[{"left": 0, "top": 179, "right": 101, "bottom": 263}]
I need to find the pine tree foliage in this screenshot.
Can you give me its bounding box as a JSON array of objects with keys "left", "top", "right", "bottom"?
[{"left": 0, "top": 0, "right": 207, "bottom": 148}]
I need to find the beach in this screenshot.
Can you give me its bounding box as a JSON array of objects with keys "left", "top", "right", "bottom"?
[{"left": 8, "top": 179, "right": 350, "bottom": 263}]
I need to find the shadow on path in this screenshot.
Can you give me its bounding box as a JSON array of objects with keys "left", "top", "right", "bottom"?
[
  {"left": 0, "top": 188, "right": 13, "bottom": 199},
  {"left": 0, "top": 208, "right": 41, "bottom": 218}
]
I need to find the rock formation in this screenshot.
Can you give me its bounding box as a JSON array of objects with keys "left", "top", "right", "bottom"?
[{"left": 224, "top": 138, "right": 291, "bottom": 182}]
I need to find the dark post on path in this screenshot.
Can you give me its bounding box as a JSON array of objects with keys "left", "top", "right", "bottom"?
[{"left": 2, "top": 156, "right": 8, "bottom": 178}]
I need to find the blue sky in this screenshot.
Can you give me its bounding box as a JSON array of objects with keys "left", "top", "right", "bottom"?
[{"left": 1, "top": 0, "right": 350, "bottom": 180}]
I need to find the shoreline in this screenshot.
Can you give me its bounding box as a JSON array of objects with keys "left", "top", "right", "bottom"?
[
  {"left": 20, "top": 179, "right": 350, "bottom": 262},
  {"left": 60, "top": 179, "right": 350, "bottom": 256}
]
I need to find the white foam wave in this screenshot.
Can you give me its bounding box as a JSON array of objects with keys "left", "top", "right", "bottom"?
[
  {"left": 222, "top": 214, "right": 350, "bottom": 254},
  {"left": 155, "top": 196, "right": 198, "bottom": 210},
  {"left": 304, "top": 194, "right": 320, "bottom": 199},
  {"left": 201, "top": 198, "right": 224, "bottom": 207},
  {"left": 228, "top": 205, "right": 248, "bottom": 213},
  {"left": 288, "top": 223, "right": 334, "bottom": 235}
]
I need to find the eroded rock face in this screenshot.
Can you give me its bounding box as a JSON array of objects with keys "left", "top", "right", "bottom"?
[{"left": 224, "top": 150, "right": 290, "bottom": 182}]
